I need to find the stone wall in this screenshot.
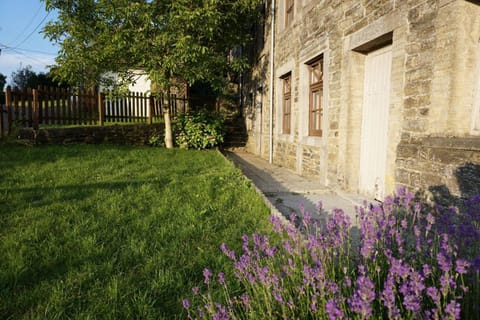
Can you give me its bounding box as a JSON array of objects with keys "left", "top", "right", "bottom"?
[
  {"left": 18, "top": 124, "right": 165, "bottom": 146},
  {"left": 396, "top": 136, "right": 480, "bottom": 202},
  {"left": 244, "top": 0, "right": 480, "bottom": 198}
]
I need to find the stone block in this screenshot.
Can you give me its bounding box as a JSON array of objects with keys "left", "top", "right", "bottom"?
[
  {"left": 397, "top": 143, "right": 419, "bottom": 159},
  {"left": 403, "top": 119, "right": 428, "bottom": 132},
  {"left": 395, "top": 168, "right": 411, "bottom": 185}
]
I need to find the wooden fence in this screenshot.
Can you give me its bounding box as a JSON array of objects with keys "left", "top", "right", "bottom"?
[{"left": 0, "top": 86, "right": 188, "bottom": 138}]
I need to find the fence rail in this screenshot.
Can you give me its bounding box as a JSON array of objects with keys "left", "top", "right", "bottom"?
[{"left": 0, "top": 86, "right": 188, "bottom": 138}]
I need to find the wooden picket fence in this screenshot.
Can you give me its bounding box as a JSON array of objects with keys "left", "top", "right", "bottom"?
[{"left": 0, "top": 86, "right": 188, "bottom": 138}]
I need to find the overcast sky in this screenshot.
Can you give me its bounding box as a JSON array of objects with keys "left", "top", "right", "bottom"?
[{"left": 0, "top": 0, "right": 59, "bottom": 85}]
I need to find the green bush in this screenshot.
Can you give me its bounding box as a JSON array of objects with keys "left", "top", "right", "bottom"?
[
  {"left": 174, "top": 110, "right": 225, "bottom": 149},
  {"left": 148, "top": 130, "right": 164, "bottom": 147}
]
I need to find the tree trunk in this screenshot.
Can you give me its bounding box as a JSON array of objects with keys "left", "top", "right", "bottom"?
[{"left": 163, "top": 93, "right": 173, "bottom": 149}]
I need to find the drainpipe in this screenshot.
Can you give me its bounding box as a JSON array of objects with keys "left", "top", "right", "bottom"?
[{"left": 268, "top": 0, "right": 275, "bottom": 164}]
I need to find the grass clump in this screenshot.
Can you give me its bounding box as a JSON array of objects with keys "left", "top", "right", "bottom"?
[{"left": 0, "top": 145, "right": 271, "bottom": 319}]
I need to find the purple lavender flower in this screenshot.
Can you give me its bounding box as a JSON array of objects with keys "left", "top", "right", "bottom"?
[
  {"left": 381, "top": 273, "right": 400, "bottom": 319},
  {"left": 302, "top": 211, "right": 311, "bottom": 227},
  {"left": 182, "top": 298, "right": 190, "bottom": 309},
  {"left": 273, "top": 289, "right": 284, "bottom": 304},
  {"left": 239, "top": 293, "right": 250, "bottom": 308},
  {"left": 241, "top": 234, "right": 250, "bottom": 251},
  {"left": 426, "top": 212, "right": 435, "bottom": 225},
  {"left": 454, "top": 259, "right": 470, "bottom": 274},
  {"left": 422, "top": 264, "right": 432, "bottom": 278},
  {"left": 426, "top": 287, "right": 440, "bottom": 304},
  {"left": 220, "top": 243, "right": 236, "bottom": 261},
  {"left": 192, "top": 287, "right": 199, "bottom": 295},
  {"left": 472, "top": 255, "right": 480, "bottom": 272},
  {"left": 348, "top": 271, "right": 375, "bottom": 319},
  {"left": 440, "top": 274, "right": 457, "bottom": 295},
  {"left": 436, "top": 252, "right": 451, "bottom": 272},
  {"left": 257, "top": 265, "right": 270, "bottom": 285},
  {"left": 390, "top": 257, "right": 410, "bottom": 279},
  {"left": 270, "top": 215, "right": 283, "bottom": 233},
  {"left": 218, "top": 272, "right": 226, "bottom": 285},
  {"left": 325, "top": 299, "right": 344, "bottom": 320},
  {"left": 398, "top": 269, "right": 425, "bottom": 313},
  {"left": 445, "top": 300, "right": 461, "bottom": 319},
  {"left": 203, "top": 268, "right": 212, "bottom": 285},
  {"left": 299, "top": 203, "right": 305, "bottom": 215},
  {"left": 310, "top": 301, "right": 317, "bottom": 312},
  {"left": 283, "top": 241, "right": 294, "bottom": 254},
  {"left": 264, "top": 243, "right": 277, "bottom": 257},
  {"left": 440, "top": 233, "right": 451, "bottom": 254},
  {"left": 213, "top": 302, "right": 229, "bottom": 320}
]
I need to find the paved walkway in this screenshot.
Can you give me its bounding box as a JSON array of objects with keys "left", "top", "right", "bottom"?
[{"left": 224, "top": 150, "right": 368, "bottom": 224}]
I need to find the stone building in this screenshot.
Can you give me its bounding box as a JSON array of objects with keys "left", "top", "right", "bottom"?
[{"left": 242, "top": 0, "right": 480, "bottom": 201}]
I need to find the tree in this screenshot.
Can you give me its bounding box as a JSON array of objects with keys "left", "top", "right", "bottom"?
[
  {"left": 10, "top": 65, "right": 37, "bottom": 88},
  {"left": 42, "top": 0, "right": 261, "bottom": 148},
  {"left": 0, "top": 73, "right": 6, "bottom": 92},
  {"left": 10, "top": 65, "right": 64, "bottom": 88}
]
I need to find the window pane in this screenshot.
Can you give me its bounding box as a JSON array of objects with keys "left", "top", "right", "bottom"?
[
  {"left": 312, "top": 89, "right": 321, "bottom": 111},
  {"left": 307, "top": 57, "right": 323, "bottom": 136},
  {"left": 283, "top": 74, "right": 292, "bottom": 134},
  {"left": 313, "top": 110, "right": 321, "bottom": 131}
]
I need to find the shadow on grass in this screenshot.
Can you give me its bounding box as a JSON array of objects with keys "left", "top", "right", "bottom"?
[{"left": 0, "top": 179, "right": 171, "bottom": 207}]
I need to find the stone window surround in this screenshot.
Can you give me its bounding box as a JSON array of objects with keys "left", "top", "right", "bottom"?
[
  {"left": 277, "top": 0, "right": 296, "bottom": 33},
  {"left": 285, "top": 0, "right": 294, "bottom": 28},
  {"left": 307, "top": 57, "right": 324, "bottom": 137},
  {"left": 298, "top": 40, "right": 329, "bottom": 147},
  {"left": 275, "top": 59, "right": 296, "bottom": 142},
  {"left": 282, "top": 73, "right": 292, "bottom": 134}
]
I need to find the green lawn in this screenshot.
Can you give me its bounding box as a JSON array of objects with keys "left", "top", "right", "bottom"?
[{"left": 0, "top": 145, "right": 272, "bottom": 319}]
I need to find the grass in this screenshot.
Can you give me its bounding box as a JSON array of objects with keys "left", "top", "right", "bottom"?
[{"left": 0, "top": 144, "right": 272, "bottom": 319}]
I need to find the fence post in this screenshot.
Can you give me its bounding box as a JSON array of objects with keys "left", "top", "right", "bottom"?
[
  {"left": 98, "top": 91, "right": 104, "bottom": 126},
  {"left": 32, "top": 89, "right": 39, "bottom": 130},
  {"left": 148, "top": 95, "right": 154, "bottom": 125},
  {"left": 6, "top": 86, "right": 11, "bottom": 135},
  {"left": 0, "top": 88, "right": 4, "bottom": 139}
]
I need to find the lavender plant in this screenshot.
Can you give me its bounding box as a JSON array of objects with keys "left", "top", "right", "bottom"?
[{"left": 183, "top": 188, "right": 480, "bottom": 319}]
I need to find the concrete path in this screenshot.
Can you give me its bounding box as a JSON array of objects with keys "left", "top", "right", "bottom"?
[{"left": 224, "top": 150, "right": 368, "bottom": 225}]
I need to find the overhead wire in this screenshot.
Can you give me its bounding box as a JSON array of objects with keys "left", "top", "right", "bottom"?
[
  {"left": 6, "top": 2, "right": 43, "bottom": 47},
  {"left": 0, "top": 43, "right": 57, "bottom": 56},
  {"left": 0, "top": 43, "right": 53, "bottom": 67},
  {"left": 10, "top": 11, "right": 51, "bottom": 50}
]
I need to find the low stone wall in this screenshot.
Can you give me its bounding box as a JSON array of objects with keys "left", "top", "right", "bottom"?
[
  {"left": 18, "top": 123, "right": 165, "bottom": 146},
  {"left": 396, "top": 136, "right": 480, "bottom": 204}
]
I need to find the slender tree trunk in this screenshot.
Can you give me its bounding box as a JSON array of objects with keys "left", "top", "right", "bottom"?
[{"left": 163, "top": 90, "right": 173, "bottom": 149}]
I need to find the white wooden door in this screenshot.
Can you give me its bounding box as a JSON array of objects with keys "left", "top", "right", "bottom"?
[{"left": 359, "top": 45, "right": 392, "bottom": 200}]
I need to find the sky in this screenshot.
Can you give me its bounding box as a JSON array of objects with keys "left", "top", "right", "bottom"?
[{"left": 0, "top": 0, "right": 59, "bottom": 85}]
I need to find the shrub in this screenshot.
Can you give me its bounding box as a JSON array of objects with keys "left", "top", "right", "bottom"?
[
  {"left": 183, "top": 188, "right": 480, "bottom": 319},
  {"left": 174, "top": 111, "right": 225, "bottom": 150},
  {"left": 148, "top": 130, "right": 164, "bottom": 147}
]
